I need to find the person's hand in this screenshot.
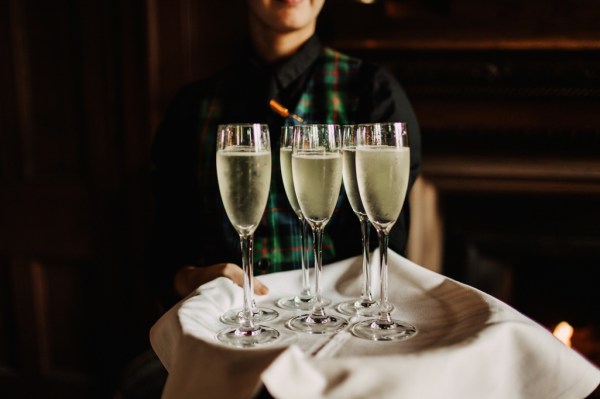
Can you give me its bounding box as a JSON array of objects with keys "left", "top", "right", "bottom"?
[{"left": 173, "top": 263, "right": 269, "bottom": 299}]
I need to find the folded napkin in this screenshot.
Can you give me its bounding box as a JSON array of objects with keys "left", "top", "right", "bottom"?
[
  {"left": 150, "top": 277, "right": 290, "bottom": 399},
  {"left": 150, "top": 250, "right": 600, "bottom": 399}
]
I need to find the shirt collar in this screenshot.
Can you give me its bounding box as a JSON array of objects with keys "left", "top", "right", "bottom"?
[{"left": 272, "top": 35, "right": 322, "bottom": 89}]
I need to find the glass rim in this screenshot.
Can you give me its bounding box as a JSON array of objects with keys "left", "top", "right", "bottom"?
[
  {"left": 216, "top": 123, "right": 271, "bottom": 151},
  {"left": 292, "top": 123, "right": 341, "bottom": 128},
  {"left": 344, "top": 122, "right": 407, "bottom": 128},
  {"left": 353, "top": 122, "right": 409, "bottom": 148},
  {"left": 217, "top": 123, "right": 268, "bottom": 129}
]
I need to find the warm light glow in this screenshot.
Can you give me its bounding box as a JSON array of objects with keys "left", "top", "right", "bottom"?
[
  {"left": 553, "top": 321, "right": 574, "bottom": 348},
  {"left": 356, "top": 0, "right": 377, "bottom": 4}
]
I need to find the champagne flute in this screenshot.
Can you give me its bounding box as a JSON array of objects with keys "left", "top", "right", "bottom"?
[
  {"left": 277, "top": 126, "right": 331, "bottom": 311},
  {"left": 215, "top": 123, "right": 279, "bottom": 347},
  {"left": 336, "top": 125, "right": 379, "bottom": 317},
  {"left": 351, "top": 122, "right": 417, "bottom": 341},
  {"left": 286, "top": 124, "right": 348, "bottom": 334}
]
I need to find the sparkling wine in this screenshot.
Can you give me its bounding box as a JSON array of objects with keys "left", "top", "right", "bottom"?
[
  {"left": 280, "top": 147, "right": 302, "bottom": 217},
  {"left": 217, "top": 148, "right": 271, "bottom": 235},
  {"left": 292, "top": 152, "right": 342, "bottom": 223},
  {"left": 356, "top": 146, "right": 410, "bottom": 229},
  {"left": 342, "top": 147, "right": 366, "bottom": 216}
]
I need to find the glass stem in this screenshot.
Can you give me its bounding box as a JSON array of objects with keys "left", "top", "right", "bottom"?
[
  {"left": 377, "top": 230, "right": 394, "bottom": 325},
  {"left": 239, "top": 234, "right": 256, "bottom": 330},
  {"left": 300, "top": 217, "right": 311, "bottom": 297},
  {"left": 310, "top": 225, "right": 326, "bottom": 319},
  {"left": 360, "top": 217, "right": 373, "bottom": 303}
]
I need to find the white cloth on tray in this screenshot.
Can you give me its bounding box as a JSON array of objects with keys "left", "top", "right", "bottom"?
[{"left": 150, "top": 249, "right": 600, "bottom": 399}]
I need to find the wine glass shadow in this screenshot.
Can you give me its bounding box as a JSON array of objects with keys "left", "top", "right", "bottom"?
[{"left": 334, "top": 256, "right": 493, "bottom": 355}]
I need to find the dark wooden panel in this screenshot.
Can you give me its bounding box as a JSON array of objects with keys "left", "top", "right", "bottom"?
[
  {"left": 0, "top": 2, "right": 21, "bottom": 180},
  {"left": 0, "top": 257, "right": 98, "bottom": 399},
  {"left": 1, "top": 0, "right": 156, "bottom": 397},
  {"left": 323, "top": 0, "right": 600, "bottom": 47},
  {"left": 146, "top": 0, "right": 189, "bottom": 129},
  {"left": 146, "top": 0, "right": 246, "bottom": 131},
  {"left": 9, "top": 0, "right": 86, "bottom": 179},
  {"left": 0, "top": 256, "right": 17, "bottom": 376},
  {"left": 0, "top": 182, "right": 93, "bottom": 257},
  {"left": 326, "top": 48, "right": 600, "bottom": 136},
  {"left": 442, "top": 193, "right": 600, "bottom": 321},
  {"left": 30, "top": 260, "right": 96, "bottom": 379},
  {"left": 0, "top": 377, "right": 93, "bottom": 399}
]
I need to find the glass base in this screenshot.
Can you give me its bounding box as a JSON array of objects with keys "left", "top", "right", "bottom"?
[
  {"left": 277, "top": 294, "right": 331, "bottom": 311},
  {"left": 336, "top": 299, "right": 386, "bottom": 317},
  {"left": 216, "top": 325, "right": 280, "bottom": 348},
  {"left": 286, "top": 313, "right": 348, "bottom": 334},
  {"left": 220, "top": 306, "right": 279, "bottom": 325},
  {"left": 351, "top": 318, "right": 417, "bottom": 341}
]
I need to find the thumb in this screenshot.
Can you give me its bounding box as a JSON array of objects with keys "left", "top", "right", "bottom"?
[{"left": 253, "top": 277, "right": 269, "bottom": 295}]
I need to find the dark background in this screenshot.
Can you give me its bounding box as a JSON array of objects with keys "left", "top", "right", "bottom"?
[{"left": 1, "top": 0, "right": 599, "bottom": 397}]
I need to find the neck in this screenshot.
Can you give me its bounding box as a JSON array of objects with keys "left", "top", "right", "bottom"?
[{"left": 249, "top": 22, "right": 315, "bottom": 64}]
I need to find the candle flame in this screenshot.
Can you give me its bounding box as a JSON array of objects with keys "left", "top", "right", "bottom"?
[{"left": 553, "top": 321, "right": 574, "bottom": 347}]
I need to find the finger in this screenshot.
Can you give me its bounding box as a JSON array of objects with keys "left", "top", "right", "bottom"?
[
  {"left": 222, "top": 263, "right": 270, "bottom": 295},
  {"left": 253, "top": 278, "right": 269, "bottom": 295}
]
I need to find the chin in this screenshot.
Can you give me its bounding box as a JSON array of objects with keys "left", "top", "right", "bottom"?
[
  {"left": 276, "top": 0, "right": 305, "bottom": 4},
  {"left": 273, "top": 12, "right": 312, "bottom": 31}
]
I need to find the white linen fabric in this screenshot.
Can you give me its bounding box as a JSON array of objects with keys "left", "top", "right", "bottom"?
[{"left": 150, "top": 249, "right": 600, "bottom": 399}]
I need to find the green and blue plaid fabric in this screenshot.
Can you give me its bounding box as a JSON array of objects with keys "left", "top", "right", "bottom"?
[
  {"left": 295, "top": 48, "right": 360, "bottom": 124},
  {"left": 198, "top": 48, "right": 361, "bottom": 274}
]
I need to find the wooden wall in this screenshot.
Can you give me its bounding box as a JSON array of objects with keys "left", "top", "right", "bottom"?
[
  {"left": 0, "top": 0, "right": 599, "bottom": 397},
  {"left": 0, "top": 1, "right": 152, "bottom": 397},
  {"left": 321, "top": 0, "right": 600, "bottom": 338}
]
